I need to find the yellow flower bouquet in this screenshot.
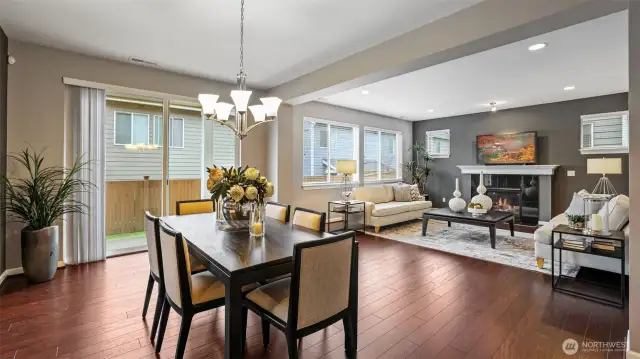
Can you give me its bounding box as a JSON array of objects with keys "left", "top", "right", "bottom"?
[{"left": 206, "top": 165, "right": 274, "bottom": 205}]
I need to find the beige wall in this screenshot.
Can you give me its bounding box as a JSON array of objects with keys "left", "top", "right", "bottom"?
[
  {"left": 273, "top": 101, "right": 412, "bottom": 219},
  {"left": 629, "top": 1, "right": 639, "bottom": 353},
  {"left": 5, "top": 40, "right": 267, "bottom": 270}
]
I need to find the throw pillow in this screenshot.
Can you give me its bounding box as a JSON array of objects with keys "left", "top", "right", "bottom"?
[
  {"left": 598, "top": 194, "right": 629, "bottom": 231},
  {"left": 565, "top": 189, "right": 590, "bottom": 215},
  {"left": 393, "top": 184, "right": 413, "bottom": 202},
  {"left": 409, "top": 184, "right": 422, "bottom": 201}
]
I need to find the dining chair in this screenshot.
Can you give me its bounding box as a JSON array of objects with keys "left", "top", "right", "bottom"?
[
  {"left": 242, "top": 231, "right": 359, "bottom": 359},
  {"left": 265, "top": 201, "right": 291, "bottom": 223},
  {"left": 154, "top": 220, "right": 227, "bottom": 359},
  {"left": 292, "top": 207, "right": 326, "bottom": 232},
  {"left": 175, "top": 199, "right": 215, "bottom": 215},
  {"left": 142, "top": 211, "right": 208, "bottom": 342}
]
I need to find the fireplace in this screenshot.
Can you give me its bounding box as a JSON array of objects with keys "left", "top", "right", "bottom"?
[{"left": 471, "top": 174, "right": 539, "bottom": 225}]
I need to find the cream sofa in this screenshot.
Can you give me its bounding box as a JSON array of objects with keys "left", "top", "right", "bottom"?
[
  {"left": 353, "top": 184, "right": 432, "bottom": 232},
  {"left": 534, "top": 194, "right": 629, "bottom": 274}
]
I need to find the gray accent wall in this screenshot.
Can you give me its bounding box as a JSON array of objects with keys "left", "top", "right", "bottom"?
[
  {"left": 0, "top": 27, "right": 7, "bottom": 275},
  {"left": 413, "top": 93, "right": 629, "bottom": 216}
]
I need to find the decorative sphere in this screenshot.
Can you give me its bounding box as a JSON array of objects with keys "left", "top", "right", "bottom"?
[
  {"left": 449, "top": 197, "right": 467, "bottom": 212},
  {"left": 471, "top": 194, "right": 493, "bottom": 211}
]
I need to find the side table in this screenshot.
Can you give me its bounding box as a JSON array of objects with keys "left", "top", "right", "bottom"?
[
  {"left": 551, "top": 224, "right": 625, "bottom": 308},
  {"left": 328, "top": 200, "right": 366, "bottom": 234}
]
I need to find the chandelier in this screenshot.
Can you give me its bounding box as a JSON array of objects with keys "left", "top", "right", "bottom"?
[{"left": 198, "top": 0, "right": 281, "bottom": 140}]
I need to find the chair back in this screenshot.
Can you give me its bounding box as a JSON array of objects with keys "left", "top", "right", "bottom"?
[
  {"left": 144, "top": 211, "right": 161, "bottom": 277},
  {"left": 176, "top": 199, "right": 214, "bottom": 215},
  {"left": 265, "top": 202, "right": 291, "bottom": 223},
  {"left": 158, "top": 221, "right": 193, "bottom": 309},
  {"left": 288, "top": 231, "right": 356, "bottom": 331},
  {"left": 292, "top": 207, "right": 326, "bottom": 232}
]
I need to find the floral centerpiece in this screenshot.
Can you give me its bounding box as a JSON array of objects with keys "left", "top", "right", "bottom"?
[{"left": 206, "top": 165, "right": 274, "bottom": 235}]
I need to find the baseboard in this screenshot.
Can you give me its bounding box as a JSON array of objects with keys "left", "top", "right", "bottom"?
[
  {"left": 0, "top": 261, "right": 66, "bottom": 286},
  {"left": 628, "top": 350, "right": 640, "bottom": 359}
]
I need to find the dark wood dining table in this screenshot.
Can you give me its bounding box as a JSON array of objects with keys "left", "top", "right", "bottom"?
[{"left": 160, "top": 213, "right": 338, "bottom": 359}]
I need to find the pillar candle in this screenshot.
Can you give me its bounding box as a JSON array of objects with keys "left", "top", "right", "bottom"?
[
  {"left": 253, "top": 222, "right": 263, "bottom": 235},
  {"left": 591, "top": 213, "right": 603, "bottom": 231}
]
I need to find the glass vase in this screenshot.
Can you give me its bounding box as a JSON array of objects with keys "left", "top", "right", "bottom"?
[
  {"left": 249, "top": 202, "right": 265, "bottom": 238},
  {"left": 217, "top": 197, "right": 251, "bottom": 232}
]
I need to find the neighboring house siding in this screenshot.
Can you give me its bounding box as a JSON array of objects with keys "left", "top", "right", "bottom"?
[
  {"left": 105, "top": 101, "right": 203, "bottom": 181},
  {"left": 211, "top": 123, "right": 236, "bottom": 167},
  {"left": 303, "top": 121, "right": 354, "bottom": 177}
]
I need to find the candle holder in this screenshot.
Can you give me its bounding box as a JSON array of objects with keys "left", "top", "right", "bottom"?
[
  {"left": 249, "top": 202, "right": 266, "bottom": 238},
  {"left": 582, "top": 194, "right": 611, "bottom": 236}
]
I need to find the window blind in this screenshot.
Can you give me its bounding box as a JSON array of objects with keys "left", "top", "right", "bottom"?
[
  {"left": 426, "top": 129, "right": 450, "bottom": 158},
  {"left": 580, "top": 111, "right": 629, "bottom": 154}
]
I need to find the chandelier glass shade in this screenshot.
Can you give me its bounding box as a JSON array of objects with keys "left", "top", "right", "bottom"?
[{"left": 197, "top": 0, "right": 281, "bottom": 141}]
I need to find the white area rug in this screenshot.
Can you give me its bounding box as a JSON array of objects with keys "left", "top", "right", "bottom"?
[{"left": 368, "top": 220, "right": 579, "bottom": 277}]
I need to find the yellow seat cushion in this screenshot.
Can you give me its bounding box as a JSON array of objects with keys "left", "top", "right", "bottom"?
[
  {"left": 178, "top": 201, "right": 214, "bottom": 215},
  {"left": 190, "top": 272, "right": 225, "bottom": 304},
  {"left": 245, "top": 278, "right": 291, "bottom": 322}
]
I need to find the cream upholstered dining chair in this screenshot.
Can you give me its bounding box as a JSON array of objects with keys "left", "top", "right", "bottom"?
[
  {"left": 175, "top": 199, "right": 214, "bottom": 215},
  {"left": 242, "top": 231, "right": 359, "bottom": 359},
  {"left": 142, "top": 211, "right": 209, "bottom": 342},
  {"left": 154, "top": 220, "right": 228, "bottom": 359},
  {"left": 292, "top": 207, "right": 326, "bottom": 232},
  {"left": 265, "top": 201, "right": 291, "bottom": 223}
]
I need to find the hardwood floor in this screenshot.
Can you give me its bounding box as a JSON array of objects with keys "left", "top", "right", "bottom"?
[{"left": 0, "top": 234, "right": 628, "bottom": 359}]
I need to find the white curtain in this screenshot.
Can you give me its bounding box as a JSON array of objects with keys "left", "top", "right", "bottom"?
[{"left": 63, "top": 85, "right": 106, "bottom": 264}]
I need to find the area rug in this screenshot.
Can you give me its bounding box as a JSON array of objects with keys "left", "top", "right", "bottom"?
[{"left": 367, "top": 220, "right": 579, "bottom": 277}]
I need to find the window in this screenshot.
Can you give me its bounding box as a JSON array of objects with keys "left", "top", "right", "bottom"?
[
  {"left": 114, "top": 112, "right": 150, "bottom": 145},
  {"left": 364, "top": 128, "right": 402, "bottom": 182},
  {"left": 152, "top": 116, "right": 185, "bottom": 148},
  {"left": 580, "top": 111, "right": 629, "bottom": 154},
  {"left": 303, "top": 118, "right": 358, "bottom": 185},
  {"left": 426, "top": 129, "right": 450, "bottom": 158}
]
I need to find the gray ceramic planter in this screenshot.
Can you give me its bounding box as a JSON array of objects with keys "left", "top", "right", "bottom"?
[{"left": 21, "top": 226, "right": 59, "bottom": 283}]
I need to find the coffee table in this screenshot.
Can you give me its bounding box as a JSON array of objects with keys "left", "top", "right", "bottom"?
[{"left": 422, "top": 208, "right": 515, "bottom": 249}]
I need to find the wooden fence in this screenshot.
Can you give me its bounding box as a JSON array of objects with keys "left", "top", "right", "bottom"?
[{"left": 106, "top": 178, "right": 202, "bottom": 235}]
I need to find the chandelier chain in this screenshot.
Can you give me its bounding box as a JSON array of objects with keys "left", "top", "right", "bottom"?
[{"left": 239, "top": 0, "right": 244, "bottom": 74}]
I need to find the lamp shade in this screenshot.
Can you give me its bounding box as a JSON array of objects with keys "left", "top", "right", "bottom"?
[
  {"left": 214, "top": 102, "right": 234, "bottom": 121},
  {"left": 198, "top": 94, "right": 219, "bottom": 117},
  {"left": 336, "top": 160, "right": 357, "bottom": 174},
  {"left": 249, "top": 105, "right": 266, "bottom": 122},
  {"left": 230, "top": 90, "right": 252, "bottom": 112},
  {"left": 587, "top": 158, "right": 622, "bottom": 175},
  {"left": 260, "top": 97, "right": 282, "bottom": 117}
]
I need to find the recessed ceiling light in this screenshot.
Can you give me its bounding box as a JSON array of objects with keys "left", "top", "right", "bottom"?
[
  {"left": 400, "top": 116, "right": 408, "bottom": 119},
  {"left": 528, "top": 43, "right": 547, "bottom": 51},
  {"left": 427, "top": 109, "right": 435, "bottom": 113},
  {"left": 361, "top": 90, "right": 370, "bottom": 95},
  {"left": 564, "top": 85, "right": 576, "bottom": 91}
]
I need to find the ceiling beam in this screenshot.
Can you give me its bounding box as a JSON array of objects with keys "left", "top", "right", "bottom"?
[{"left": 269, "top": 0, "right": 627, "bottom": 105}]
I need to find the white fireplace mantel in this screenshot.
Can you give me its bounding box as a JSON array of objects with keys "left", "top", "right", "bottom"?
[{"left": 457, "top": 165, "right": 559, "bottom": 176}]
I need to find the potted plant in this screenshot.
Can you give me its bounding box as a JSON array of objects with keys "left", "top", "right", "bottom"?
[
  {"left": 567, "top": 214, "right": 587, "bottom": 230},
  {"left": 1, "top": 149, "right": 93, "bottom": 283},
  {"left": 403, "top": 143, "right": 432, "bottom": 194}
]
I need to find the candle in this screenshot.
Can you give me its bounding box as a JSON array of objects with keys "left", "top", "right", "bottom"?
[
  {"left": 591, "top": 214, "right": 603, "bottom": 231},
  {"left": 253, "top": 222, "right": 263, "bottom": 235}
]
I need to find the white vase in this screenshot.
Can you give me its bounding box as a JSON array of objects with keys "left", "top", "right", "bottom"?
[
  {"left": 448, "top": 178, "right": 466, "bottom": 212},
  {"left": 471, "top": 172, "right": 493, "bottom": 210}
]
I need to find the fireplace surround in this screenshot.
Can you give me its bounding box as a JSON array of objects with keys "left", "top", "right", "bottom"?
[{"left": 458, "top": 165, "right": 559, "bottom": 222}]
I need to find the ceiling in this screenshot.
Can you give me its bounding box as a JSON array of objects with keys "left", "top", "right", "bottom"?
[
  {"left": 0, "top": 0, "right": 482, "bottom": 89},
  {"left": 320, "top": 11, "right": 629, "bottom": 121}
]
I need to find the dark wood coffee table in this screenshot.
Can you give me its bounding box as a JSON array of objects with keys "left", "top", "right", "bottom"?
[{"left": 422, "top": 208, "right": 515, "bottom": 249}]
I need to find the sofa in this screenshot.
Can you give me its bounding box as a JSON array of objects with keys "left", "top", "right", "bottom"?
[
  {"left": 534, "top": 193, "right": 629, "bottom": 274},
  {"left": 353, "top": 184, "right": 432, "bottom": 232}
]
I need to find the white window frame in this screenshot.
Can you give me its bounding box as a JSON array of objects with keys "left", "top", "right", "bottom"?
[
  {"left": 364, "top": 126, "right": 403, "bottom": 183},
  {"left": 152, "top": 115, "right": 185, "bottom": 148},
  {"left": 302, "top": 117, "right": 359, "bottom": 188},
  {"left": 580, "top": 111, "right": 629, "bottom": 155},
  {"left": 426, "top": 129, "right": 451, "bottom": 158},
  {"left": 113, "top": 111, "right": 150, "bottom": 146}
]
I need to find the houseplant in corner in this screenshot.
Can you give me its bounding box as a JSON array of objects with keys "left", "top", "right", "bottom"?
[
  {"left": 1, "top": 149, "right": 93, "bottom": 283},
  {"left": 403, "top": 143, "right": 432, "bottom": 194}
]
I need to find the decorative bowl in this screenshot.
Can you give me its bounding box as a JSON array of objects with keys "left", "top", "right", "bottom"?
[{"left": 467, "top": 207, "right": 488, "bottom": 216}]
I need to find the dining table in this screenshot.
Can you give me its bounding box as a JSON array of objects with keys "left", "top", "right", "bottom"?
[{"left": 159, "top": 212, "right": 346, "bottom": 359}]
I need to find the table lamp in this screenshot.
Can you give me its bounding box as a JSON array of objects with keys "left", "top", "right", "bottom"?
[
  {"left": 336, "top": 160, "right": 357, "bottom": 202},
  {"left": 587, "top": 157, "right": 622, "bottom": 195}
]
